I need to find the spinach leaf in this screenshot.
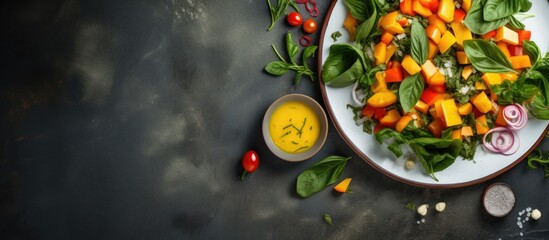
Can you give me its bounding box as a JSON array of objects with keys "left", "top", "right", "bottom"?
[
  {"left": 409, "top": 138, "right": 462, "bottom": 180},
  {"left": 483, "top": 0, "right": 531, "bottom": 21},
  {"left": 344, "top": 0, "right": 376, "bottom": 22},
  {"left": 410, "top": 21, "right": 429, "bottom": 65},
  {"left": 464, "top": 0, "right": 510, "bottom": 35},
  {"left": 463, "top": 39, "right": 515, "bottom": 73},
  {"left": 399, "top": 74, "right": 424, "bottom": 113},
  {"left": 296, "top": 156, "right": 351, "bottom": 198},
  {"left": 375, "top": 128, "right": 408, "bottom": 157},
  {"left": 322, "top": 44, "right": 365, "bottom": 84}
]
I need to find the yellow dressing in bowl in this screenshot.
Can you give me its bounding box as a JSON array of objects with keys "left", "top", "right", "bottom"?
[{"left": 269, "top": 101, "right": 320, "bottom": 154}]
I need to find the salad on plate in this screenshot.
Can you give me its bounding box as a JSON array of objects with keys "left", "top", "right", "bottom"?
[{"left": 321, "top": 0, "right": 549, "bottom": 180}]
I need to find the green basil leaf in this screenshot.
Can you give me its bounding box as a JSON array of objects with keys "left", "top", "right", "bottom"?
[
  {"left": 520, "top": 1, "right": 532, "bottom": 12},
  {"left": 484, "top": 0, "right": 530, "bottom": 21},
  {"left": 302, "top": 45, "right": 318, "bottom": 66},
  {"left": 286, "top": 32, "right": 299, "bottom": 64},
  {"left": 399, "top": 74, "right": 424, "bottom": 112},
  {"left": 343, "top": 0, "right": 376, "bottom": 22},
  {"left": 265, "top": 61, "right": 290, "bottom": 75},
  {"left": 355, "top": 8, "right": 378, "bottom": 45},
  {"left": 464, "top": 0, "right": 510, "bottom": 35},
  {"left": 522, "top": 40, "right": 540, "bottom": 65},
  {"left": 411, "top": 21, "right": 429, "bottom": 65},
  {"left": 526, "top": 93, "right": 549, "bottom": 120},
  {"left": 329, "top": 59, "right": 365, "bottom": 87},
  {"left": 296, "top": 156, "right": 351, "bottom": 198},
  {"left": 463, "top": 39, "right": 515, "bottom": 73},
  {"left": 322, "top": 44, "right": 365, "bottom": 83},
  {"left": 506, "top": 15, "right": 525, "bottom": 30}
]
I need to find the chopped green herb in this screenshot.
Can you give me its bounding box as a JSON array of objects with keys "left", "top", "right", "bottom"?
[
  {"left": 331, "top": 31, "right": 342, "bottom": 42},
  {"left": 405, "top": 202, "right": 416, "bottom": 211},
  {"left": 323, "top": 213, "right": 334, "bottom": 225}
]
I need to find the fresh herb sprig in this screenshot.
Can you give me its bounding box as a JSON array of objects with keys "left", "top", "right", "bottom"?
[
  {"left": 527, "top": 149, "right": 549, "bottom": 177},
  {"left": 265, "top": 32, "right": 317, "bottom": 85},
  {"left": 267, "top": 0, "right": 299, "bottom": 31}
]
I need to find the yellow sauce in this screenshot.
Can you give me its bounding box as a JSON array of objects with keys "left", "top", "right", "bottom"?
[{"left": 269, "top": 101, "right": 320, "bottom": 154}]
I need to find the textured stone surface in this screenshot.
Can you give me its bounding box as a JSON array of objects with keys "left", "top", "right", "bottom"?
[{"left": 2, "top": 0, "right": 549, "bottom": 239}]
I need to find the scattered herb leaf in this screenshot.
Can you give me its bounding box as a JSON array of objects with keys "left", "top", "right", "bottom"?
[
  {"left": 323, "top": 213, "right": 334, "bottom": 225},
  {"left": 265, "top": 32, "right": 317, "bottom": 85},
  {"left": 296, "top": 156, "right": 351, "bottom": 198},
  {"left": 527, "top": 149, "right": 549, "bottom": 177},
  {"left": 331, "top": 31, "right": 342, "bottom": 42}
]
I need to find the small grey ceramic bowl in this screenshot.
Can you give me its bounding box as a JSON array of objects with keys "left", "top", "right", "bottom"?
[{"left": 262, "top": 94, "right": 328, "bottom": 162}]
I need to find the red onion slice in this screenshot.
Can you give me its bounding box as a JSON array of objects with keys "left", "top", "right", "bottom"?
[
  {"left": 295, "top": 0, "right": 307, "bottom": 3},
  {"left": 503, "top": 104, "right": 528, "bottom": 130},
  {"left": 299, "top": 35, "right": 312, "bottom": 47},
  {"left": 482, "top": 127, "right": 520, "bottom": 155}
]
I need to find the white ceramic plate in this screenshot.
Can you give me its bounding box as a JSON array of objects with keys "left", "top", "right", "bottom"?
[{"left": 319, "top": 0, "right": 549, "bottom": 188}]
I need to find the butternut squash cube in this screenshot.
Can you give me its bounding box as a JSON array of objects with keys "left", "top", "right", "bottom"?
[
  {"left": 495, "top": 26, "right": 519, "bottom": 45},
  {"left": 402, "top": 55, "right": 422, "bottom": 75},
  {"left": 374, "top": 42, "right": 387, "bottom": 66},
  {"left": 456, "top": 51, "right": 470, "bottom": 64},
  {"left": 509, "top": 55, "right": 532, "bottom": 69},
  {"left": 441, "top": 99, "right": 462, "bottom": 127},
  {"left": 475, "top": 81, "right": 487, "bottom": 90},
  {"left": 475, "top": 114, "right": 490, "bottom": 134},
  {"left": 437, "top": 0, "right": 455, "bottom": 23},
  {"left": 414, "top": 99, "right": 430, "bottom": 113},
  {"left": 385, "top": 44, "right": 398, "bottom": 63},
  {"left": 482, "top": 73, "right": 503, "bottom": 86},
  {"left": 427, "top": 70, "right": 446, "bottom": 85},
  {"left": 438, "top": 31, "right": 456, "bottom": 54},
  {"left": 500, "top": 73, "right": 519, "bottom": 82},
  {"left": 452, "top": 129, "right": 462, "bottom": 140},
  {"left": 421, "top": 60, "right": 438, "bottom": 81},
  {"left": 462, "top": 0, "right": 472, "bottom": 12},
  {"left": 458, "top": 102, "right": 473, "bottom": 115},
  {"left": 427, "top": 40, "right": 439, "bottom": 60},
  {"left": 497, "top": 42, "right": 511, "bottom": 58},
  {"left": 371, "top": 71, "right": 387, "bottom": 93},
  {"left": 471, "top": 91, "right": 493, "bottom": 113},
  {"left": 450, "top": 22, "right": 473, "bottom": 48},
  {"left": 413, "top": 0, "right": 433, "bottom": 18},
  {"left": 462, "top": 65, "right": 473, "bottom": 80},
  {"left": 380, "top": 109, "right": 402, "bottom": 127},
  {"left": 428, "top": 15, "right": 447, "bottom": 34}
]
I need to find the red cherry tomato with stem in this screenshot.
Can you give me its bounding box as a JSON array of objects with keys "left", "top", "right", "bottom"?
[
  {"left": 241, "top": 150, "right": 260, "bottom": 180},
  {"left": 287, "top": 12, "right": 303, "bottom": 27},
  {"left": 303, "top": 18, "right": 318, "bottom": 34}
]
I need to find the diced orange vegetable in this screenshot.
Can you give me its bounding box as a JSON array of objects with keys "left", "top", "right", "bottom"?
[
  {"left": 414, "top": 99, "right": 430, "bottom": 113},
  {"left": 450, "top": 22, "right": 473, "bottom": 48},
  {"left": 428, "top": 15, "right": 447, "bottom": 34},
  {"left": 495, "top": 26, "right": 519, "bottom": 45},
  {"left": 396, "top": 115, "right": 414, "bottom": 132},
  {"left": 367, "top": 91, "right": 397, "bottom": 108},
  {"left": 371, "top": 71, "right": 388, "bottom": 93},
  {"left": 471, "top": 91, "right": 492, "bottom": 113},
  {"left": 509, "top": 55, "right": 532, "bottom": 69},
  {"left": 456, "top": 51, "right": 470, "bottom": 64},
  {"left": 434, "top": 99, "right": 445, "bottom": 121},
  {"left": 413, "top": 0, "right": 433, "bottom": 18},
  {"left": 475, "top": 114, "right": 489, "bottom": 134},
  {"left": 374, "top": 42, "right": 387, "bottom": 66},
  {"left": 462, "top": 0, "right": 472, "bottom": 12},
  {"left": 381, "top": 32, "right": 395, "bottom": 45},
  {"left": 420, "top": 0, "right": 440, "bottom": 12},
  {"left": 385, "top": 44, "right": 398, "bottom": 63},
  {"left": 500, "top": 73, "right": 518, "bottom": 82},
  {"left": 421, "top": 88, "right": 443, "bottom": 106},
  {"left": 426, "top": 25, "right": 442, "bottom": 44},
  {"left": 452, "top": 129, "right": 462, "bottom": 140},
  {"left": 334, "top": 178, "right": 352, "bottom": 193},
  {"left": 495, "top": 107, "right": 508, "bottom": 126},
  {"left": 380, "top": 109, "right": 402, "bottom": 127},
  {"left": 421, "top": 60, "right": 438, "bottom": 80},
  {"left": 428, "top": 118, "right": 444, "bottom": 137},
  {"left": 437, "top": 0, "right": 455, "bottom": 23},
  {"left": 458, "top": 102, "right": 473, "bottom": 115},
  {"left": 441, "top": 99, "right": 462, "bottom": 127},
  {"left": 380, "top": 11, "right": 399, "bottom": 28},
  {"left": 482, "top": 73, "right": 503, "bottom": 86},
  {"left": 461, "top": 126, "right": 473, "bottom": 137},
  {"left": 385, "top": 67, "right": 404, "bottom": 82},
  {"left": 427, "top": 40, "right": 439, "bottom": 60},
  {"left": 400, "top": 0, "right": 416, "bottom": 16},
  {"left": 516, "top": 30, "right": 531, "bottom": 45},
  {"left": 385, "top": 22, "right": 406, "bottom": 35},
  {"left": 474, "top": 81, "right": 487, "bottom": 90},
  {"left": 398, "top": 18, "right": 409, "bottom": 27},
  {"left": 462, "top": 65, "right": 473, "bottom": 80},
  {"left": 438, "top": 31, "right": 456, "bottom": 53},
  {"left": 497, "top": 42, "right": 511, "bottom": 58},
  {"left": 427, "top": 70, "right": 446, "bottom": 85},
  {"left": 402, "top": 55, "right": 422, "bottom": 75},
  {"left": 343, "top": 13, "right": 359, "bottom": 40},
  {"left": 453, "top": 8, "right": 466, "bottom": 23},
  {"left": 482, "top": 30, "right": 497, "bottom": 40}
]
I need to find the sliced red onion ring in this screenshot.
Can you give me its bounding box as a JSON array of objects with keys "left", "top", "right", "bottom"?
[
  {"left": 299, "top": 35, "right": 312, "bottom": 47},
  {"left": 295, "top": 0, "right": 307, "bottom": 3},
  {"left": 305, "top": 1, "right": 316, "bottom": 12},
  {"left": 502, "top": 104, "right": 528, "bottom": 130},
  {"left": 482, "top": 127, "right": 520, "bottom": 155}
]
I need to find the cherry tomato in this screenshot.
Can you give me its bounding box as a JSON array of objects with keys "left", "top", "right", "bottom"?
[
  {"left": 287, "top": 12, "right": 303, "bottom": 27},
  {"left": 302, "top": 19, "right": 318, "bottom": 34},
  {"left": 241, "top": 150, "right": 259, "bottom": 180}
]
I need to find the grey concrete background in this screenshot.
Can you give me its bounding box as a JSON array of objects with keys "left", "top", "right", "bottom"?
[{"left": 1, "top": 0, "right": 548, "bottom": 239}]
